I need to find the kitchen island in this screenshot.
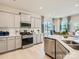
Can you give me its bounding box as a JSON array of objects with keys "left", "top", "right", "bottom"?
[{"left": 44, "top": 35, "right": 79, "bottom": 59}]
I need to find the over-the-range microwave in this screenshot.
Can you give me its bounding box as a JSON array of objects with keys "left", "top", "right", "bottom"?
[{"left": 20, "top": 22, "right": 31, "bottom": 28}]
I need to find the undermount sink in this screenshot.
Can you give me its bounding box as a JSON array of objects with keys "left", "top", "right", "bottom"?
[{"left": 62, "top": 40, "right": 79, "bottom": 50}]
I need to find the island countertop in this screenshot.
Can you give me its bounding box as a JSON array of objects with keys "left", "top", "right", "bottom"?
[{"left": 45, "top": 35, "right": 79, "bottom": 59}]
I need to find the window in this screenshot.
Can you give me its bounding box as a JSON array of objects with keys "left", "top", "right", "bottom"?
[
  {"left": 61, "top": 18, "right": 68, "bottom": 32},
  {"left": 43, "top": 21, "right": 53, "bottom": 36}
]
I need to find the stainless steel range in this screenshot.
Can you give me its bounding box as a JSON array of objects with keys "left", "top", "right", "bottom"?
[{"left": 20, "top": 31, "right": 34, "bottom": 48}]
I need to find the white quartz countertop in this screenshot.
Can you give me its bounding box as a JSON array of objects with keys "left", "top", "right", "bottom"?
[{"left": 45, "top": 35, "right": 79, "bottom": 59}]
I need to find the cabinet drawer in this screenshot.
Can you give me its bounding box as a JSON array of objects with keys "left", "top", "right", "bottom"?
[
  {"left": 15, "top": 36, "right": 21, "bottom": 39},
  {"left": 8, "top": 37, "right": 15, "bottom": 40}
]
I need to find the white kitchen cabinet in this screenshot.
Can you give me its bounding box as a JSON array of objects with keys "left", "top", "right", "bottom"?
[
  {"left": 7, "top": 37, "right": 15, "bottom": 51},
  {"left": 37, "top": 19, "right": 41, "bottom": 28},
  {"left": 40, "top": 34, "right": 43, "bottom": 43},
  {"left": 0, "top": 12, "right": 9, "bottom": 27},
  {"left": 33, "top": 34, "right": 37, "bottom": 44},
  {"left": 33, "top": 34, "right": 40, "bottom": 44},
  {"left": 33, "top": 33, "right": 43, "bottom": 44},
  {"left": 15, "top": 36, "right": 21, "bottom": 49},
  {"left": 35, "top": 18, "right": 41, "bottom": 28},
  {"left": 8, "top": 14, "right": 15, "bottom": 27},
  {"left": 0, "top": 37, "right": 7, "bottom": 53},
  {"left": 14, "top": 15, "right": 20, "bottom": 27},
  {"left": 21, "top": 14, "right": 30, "bottom": 23},
  {"left": 0, "top": 12, "right": 15, "bottom": 27},
  {"left": 31, "top": 17, "right": 41, "bottom": 28},
  {"left": 21, "top": 14, "right": 26, "bottom": 22},
  {"left": 31, "top": 17, "right": 35, "bottom": 28},
  {"left": 36, "top": 34, "right": 41, "bottom": 44}
]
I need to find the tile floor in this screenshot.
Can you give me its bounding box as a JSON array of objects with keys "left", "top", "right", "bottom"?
[{"left": 0, "top": 44, "right": 51, "bottom": 59}]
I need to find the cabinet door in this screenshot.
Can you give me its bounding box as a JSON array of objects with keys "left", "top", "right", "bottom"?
[
  {"left": 37, "top": 19, "right": 41, "bottom": 28},
  {"left": 14, "top": 15, "right": 20, "bottom": 27},
  {"left": 33, "top": 34, "right": 37, "bottom": 44},
  {"left": 40, "top": 34, "right": 43, "bottom": 43},
  {"left": 0, "top": 12, "right": 9, "bottom": 27},
  {"left": 21, "top": 14, "right": 30, "bottom": 23},
  {"left": 0, "top": 12, "right": 15, "bottom": 27},
  {"left": 31, "top": 17, "right": 35, "bottom": 28},
  {"left": 35, "top": 18, "right": 41, "bottom": 28},
  {"left": 8, "top": 14, "right": 15, "bottom": 27},
  {"left": 15, "top": 36, "right": 21, "bottom": 49},
  {"left": 7, "top": 37, "right": 15, "bottom": 51},
  {"left": 36, "top": 34, "right": 41, "bottom": 43},
  {"left": 0, "top": 38, "right": 7, "bottom": 53}
]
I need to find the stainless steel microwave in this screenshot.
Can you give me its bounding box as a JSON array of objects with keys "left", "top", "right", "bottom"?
[{"left": 20, "top": 22, "right": 31, "bottom": 28}]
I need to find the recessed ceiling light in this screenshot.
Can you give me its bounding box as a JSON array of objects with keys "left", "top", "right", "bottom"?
[
  {"left": 40, "top": 7, "right": 43, "bottom": 10},
  {"left": 75, "top": 4, "right": 79, "bottom": 7}
]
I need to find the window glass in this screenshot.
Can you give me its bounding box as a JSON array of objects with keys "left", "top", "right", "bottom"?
[
  {"left": 61, "top": 18, "right": 68, "bottom": 32},
  {"left": 43, "top": 21, "right": 53, "bottom": 36}
]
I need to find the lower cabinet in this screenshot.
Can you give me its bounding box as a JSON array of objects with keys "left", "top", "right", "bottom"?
[
  {"left": 15, "top": 36, "right": 22, "bottom": 49},
  {"left": 0, "top": 36, "right": 21, "bottom": 53},
  {"left": 33, "top": 34, "right": 43, "bottom": 44},
  {"left": 0, "top": 38, "right": 7, "bottom": 53},
  {"left": 7, "top": 37, "right": 15, "bottom": 51},
  {"left": 40, "top": 34, "right": 43, "bottom": 43},
  {"left": 36, "top": 34, "right": 41, "bottom": 44},
  {"left": 33, "top": 34, "right": 37, "bottom": 44}
]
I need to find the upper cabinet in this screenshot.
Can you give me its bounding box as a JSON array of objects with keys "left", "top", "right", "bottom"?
[
  {"left": 20, "top": 14, "right": 31, "bottom": 23},
  {"left": 14, "top": 14, "right": 20, "bottom": 27},
  {"left": 31, "top": 17, "right": 35, "bottom": 28},
  {"left": 0, "top": 11, "right": 41, "bottom": 29},
  {"left": 0, "top": 12, "right": 10, "bottom": 27},
  {"left": 35, "top": 18, "right": 41, "bottom": 28},
  {"left": 31, "top": 16, "right": 41, "bottom": 28},
  {"left": 0, "top": 12, "right": 21, "bottom": 28},
  {"left": 8, "top": 14, "right": 15, "bottom": 27}
]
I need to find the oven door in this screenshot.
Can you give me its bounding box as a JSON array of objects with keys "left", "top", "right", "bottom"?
[{"left": 22, "top": 37, "right": 33, "bottom": 46}]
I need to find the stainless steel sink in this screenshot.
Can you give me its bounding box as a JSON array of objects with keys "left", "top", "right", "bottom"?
[{"left": 62, "top": 40, "right": 79, "bottom": 50}]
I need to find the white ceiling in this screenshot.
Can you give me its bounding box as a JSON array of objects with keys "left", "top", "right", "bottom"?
[{"left": 0, "top": 0, "right": 79, "bottom": 18}]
